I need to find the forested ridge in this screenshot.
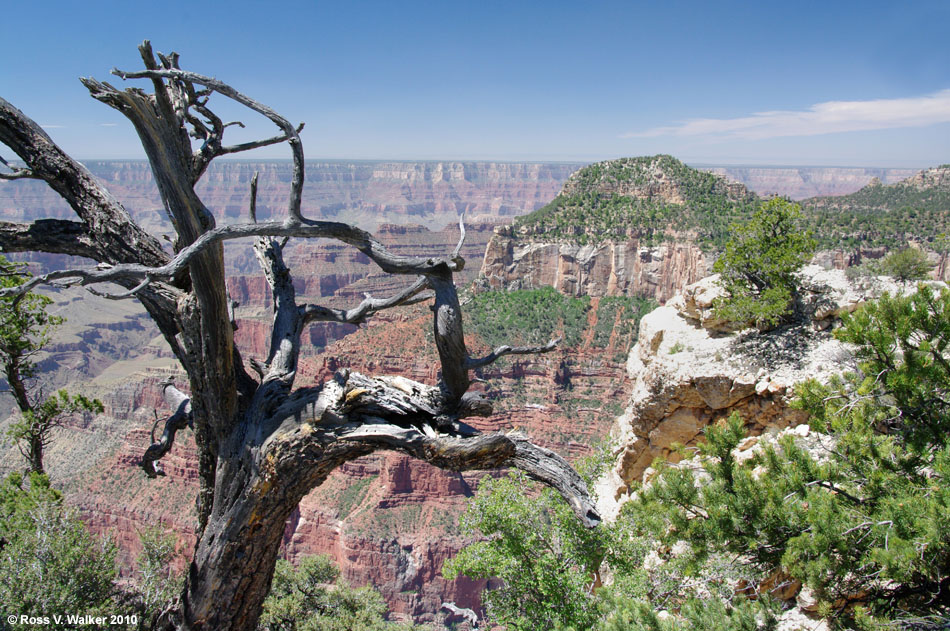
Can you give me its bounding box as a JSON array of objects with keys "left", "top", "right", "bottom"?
[
  {"left": 515, "top": 155, "right": 950, "bottom": 252},
  {"left": 803, "top": 167, "right": 950, "bottom": 248}
]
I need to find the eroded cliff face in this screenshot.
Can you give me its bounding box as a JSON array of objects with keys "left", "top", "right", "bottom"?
[
  {"left": 4, "top": 159, "right": 946, "bottom": 627},
  {"left": 0, "top": 160, "right": 581, "bottom": 233},
  {"left": 271, "top": 298, "right": 636, "bottom": 621},
  {"left": 595, "top": 267, "right": 917, "bottom": 521},
  {"left": 480, "top": 226, "right": 712, "bottom": 303}
]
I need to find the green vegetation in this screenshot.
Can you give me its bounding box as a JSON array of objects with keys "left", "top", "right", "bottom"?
[
  {"left": 336, "top": 475, "right": 377, "bottom": 519},
  {"left": 448, "top": 287, "right": 950, "bottom": 630},
  {"left": 258, "top": 555, "right": 422, "bottom": 631},
  {"left": 0, "top": 255, "right": 103, "bottom": 473},
  {"left": 466, "top": 287, "right": 591, "bottom": 350},
  {"left": 515, "top": 158, "right": 949, "bottom": 259},
  {"left": 846, "top": 247, "right": 937, "bottom": 285},
  {"left": 592, "top": 296, "right": 657, "bottom": 351},
  {"left": 712, "top": 198, "right": 817, "bottom": 329},
  {"left": 466, "top": 288, "right": 655, "bottom": 357},
  {"left": 0, "top": 472, "right": 119, "bottom": 621},
  {"left": 0, "top": 472, "right": 412, "bottom": 630},
  {"left": 878, "top": 247, "right": 935, "bottom": 282},
  {"left": 443, "top": 468, "right": 644, "bottom": 631},
  {"left": 0, "top": 472, "right": 190, "bottom": 629},
  {"left": 803, "top": 171, "right": 950, "bottom": 249},
  {"left": 515, "top": 156, "right": 758, "bottom": 247},
  {"left": 444, "top": 460, "right": 781, "bottom": 631},
  {"left": 133, "top": 525, "right": 185, "bottom": 623},
  {"left": 7, "top": 390, "right": 105, "bottom": 472}
]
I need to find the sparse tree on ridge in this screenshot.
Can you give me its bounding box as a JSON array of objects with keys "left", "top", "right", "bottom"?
[
  {"left": 0, "top": 255, "right": 103, "bottom": 474},
  {"left": 0, "top": 42, "right": 598, "bottom": 630},
  {"left": 713, "top": 197, "right": 817, "bottom": 329}
]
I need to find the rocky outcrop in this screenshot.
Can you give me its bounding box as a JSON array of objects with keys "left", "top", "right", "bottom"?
[
  {"left": 595, "top": 267, "right": 917, "bottom": 520},
  {"left": 480, "top": 226, "right": 711, "bottom": 303},
  {"left": 478, "top": 159, "right": 950, "bottom": 307},
  {"left": 5, "top": 158, "right": 948, "bottom": 626}
]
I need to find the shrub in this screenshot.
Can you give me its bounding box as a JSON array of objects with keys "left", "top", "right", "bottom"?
[
  {"left": 258, "top": 555, "right": 421, "bottom": 631},
  {"left": 878, "top": 247, "right": 934, "bottom": 282},
  {"left": 0, "top": 473, "right": 118, "bottom": 619}
]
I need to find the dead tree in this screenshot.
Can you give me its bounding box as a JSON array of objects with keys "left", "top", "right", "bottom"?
[{"left": 0, "top": 42, "right": 599, "bottom": 630}]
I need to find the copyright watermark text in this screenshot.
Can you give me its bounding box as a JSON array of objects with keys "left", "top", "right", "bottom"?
[{"left": 6, "top": 614, "right": 138, "bottom": 627}]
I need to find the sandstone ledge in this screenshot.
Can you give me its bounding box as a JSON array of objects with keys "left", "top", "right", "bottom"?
[{"left": 596, "top": 267, "right": 930, "bottom": 520}]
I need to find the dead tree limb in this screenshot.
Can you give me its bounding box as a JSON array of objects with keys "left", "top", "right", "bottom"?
[
  {"left": 0, "top": 41, "right": 599, "bottom": 631},
  {"left": 466, "top": 338, "right": 561, "bottom": 369},
  {"left": 141, "top": 382, "right": 193, "bottom": 478}
]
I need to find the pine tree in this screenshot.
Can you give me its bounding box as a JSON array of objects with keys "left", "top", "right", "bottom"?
[
  {"left": 0, "top": 255, "right": 103, "bottom": 474},
  {"left": 713, "top": 198, "right": 816, "bottom": 329}
]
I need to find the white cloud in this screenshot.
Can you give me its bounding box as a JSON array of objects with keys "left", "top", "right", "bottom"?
[
  {"left": 624, "top": 89, "right": 950, "bottom": 140},
  {"left": 99, "top": 123, "right": 118, "bottom": 127},
  {"left": 41, "top": 124, "right": 66, "bottom": 129}
]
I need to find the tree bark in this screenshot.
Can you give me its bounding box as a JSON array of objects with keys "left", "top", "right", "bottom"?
[{"left": 0, "top": 42, "right": 600, "bottom": 631}]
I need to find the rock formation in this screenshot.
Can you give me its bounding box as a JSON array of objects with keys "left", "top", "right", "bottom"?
[
  {"left": 479, "top": 160, "right": 950, "bottom": 305},
  {"left": 0, "top": 288, "right": 642, "bottom": 623},
  {"left": 0, "top": 160, "right": 582, "bottom": 232},
  {"left": 595, "top": 266, "right": 917, "bottom": 521},
  {"left": 480, "top": 225, "right": 711, "bottom": 303}
]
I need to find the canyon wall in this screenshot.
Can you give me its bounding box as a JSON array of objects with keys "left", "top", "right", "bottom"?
[
  {"left": 0, "top": 160, "right": 582, "bottom": 233},
  {"left": 0, "top": 160, "right": 914, "bottom": 233},
  {"left": 480, "top": 226, "right": 712, "bottom": 303},
  {"left": 0, "top": 291, "right": 639, "bottom": 624}
]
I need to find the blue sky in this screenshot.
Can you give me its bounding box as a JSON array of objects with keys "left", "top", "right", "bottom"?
[{"left": 2, "top": 0, "right": 948, "bottom": 167}]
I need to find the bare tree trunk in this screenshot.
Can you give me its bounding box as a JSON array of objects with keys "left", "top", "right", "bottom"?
[
  {"left": 0, "top": 42, "right": 600, "bottom": 631},
  {"left": 4, "top": 354, "right": 43, "bottom": 473}
]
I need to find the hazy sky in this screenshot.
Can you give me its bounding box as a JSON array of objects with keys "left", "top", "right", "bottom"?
[{"left": 2, "top": 0, "right": 948, "bottom": 167}]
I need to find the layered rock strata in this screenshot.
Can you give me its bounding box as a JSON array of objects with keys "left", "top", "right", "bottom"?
[
  {"left": 480, "top": 226, "right": 711, "bottom": 303},
  {"left": 0, "top": 160, "right": 582, "bottom": 232}
]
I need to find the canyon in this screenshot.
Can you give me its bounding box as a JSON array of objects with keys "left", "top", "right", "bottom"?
[{"left": 0, "top": 159, "right": 937, "bottom": 626}]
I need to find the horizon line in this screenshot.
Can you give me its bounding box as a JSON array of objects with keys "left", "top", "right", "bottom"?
[{"left": 61, "top": 157, "right": 937, "bottom": 171}]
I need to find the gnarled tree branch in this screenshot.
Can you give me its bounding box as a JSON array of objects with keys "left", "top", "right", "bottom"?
[
  {"left": 0, "top": 96, "right": 170, "bottom": 269},
  {"left": 0, "top": 219, "right": 99, "bottom": 259},
  {"left": 141, "top": 381, "right": 193, "bottom": 478},
  {"left": 111, "top": 43, "right": 306, "bottom": 224},
  {"left": 301, "top": 277, "right": 432, "bottom": 326},
  {"left": 0, "top": 220, "right": 462, "bottom": 299},
  {"left": 0, "top": 158, "right": 37, "bottom": 180},
  {"left": 261, "top": 370, "right": 601, "bottom": 528},
  {"left": 1, "top": 43, "right": 600, "bottom": 631},
  {"left": 466, "top": 337, "right": 561, "bottom": 369},
  {"left": 218, "top": 123, "right": 305, "bottom": 157}
]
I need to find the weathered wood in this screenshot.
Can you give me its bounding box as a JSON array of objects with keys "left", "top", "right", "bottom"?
[
  {"left": 466, "top": 337, "right": 561, "bottom": 369},
  {"left": 0, "top": 42, "right": 600, "bottom": 631},
  {"left": 141, "top": 382, "right": 193, "bottom": 478}
]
